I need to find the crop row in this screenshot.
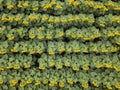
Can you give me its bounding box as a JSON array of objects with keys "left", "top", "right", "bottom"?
[
  {"left": 0, "top": 40, "right": 119, "bottom": 55},
  {"left": 0, "top": 54, "right": 32, "bottom": 70},
  {"left": 38, "top": 53, "right": 120, "bottom": 71},
  {"left": 0, "top": 84, "right": 119, "bottom": 90},
  {"left": 0, "top": 68, "right": 120, "bottom": 89},
  {"left": 1, "top": 53, "right": 120, "bottom": 71},
  {"left": 1, "top": 13, "right": 120, "bottom": 28},
  {"left": 0, "top": 0, "right": 120, "bottom": 15},
  {"left": 0, "top": 26, "right": 120, "bottom": 41}
]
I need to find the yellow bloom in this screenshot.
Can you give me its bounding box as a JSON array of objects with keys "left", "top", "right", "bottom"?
[
  {"left": 46, "top": 36, "right": 52, "bottom": 39},
  {"left": 68, "top": 18, "right": 74, "bottom": 22},
  {"left": 93, "top": 34, "right": 100, "bottom": 38},
  {"left": 49, "top": 83, "right": 55, "bottom": 87},
  {"left": 89, "top": 20, "right": 95, "bottom": 24},
  {"left": 94, "top": 5, "right": 102, "bottom": 9},
  {"left": 39, "top": 66, "right": 45, "bottom": 70},
  {"left": 1, "top": 18, "right": 7, "bottom": 21},
  {"left": 61, "top": 19, "right": 67, "bottom": 23},
  {"left": 14, "top": 18, "right": 21, "bottom": 21},
  {"left": 82, "top": 83, "right": 88, "bottom": 88},
  {"left": 83, "top": 49, "right": 88, "bottom": 53},
  {"left": 94, "top": 5, "right": 108, "bottom": 11},
  {"left": 111, "top": 47, "right": 118, "bottom": 52},
  {"left": 74, "top": 49, "right": 80, "bottom": 53},
  {"left": 82, "top": 66, "right": 89, "bottom": 71},
  {"left": 115, "top": 31, "right": 120, "bottom": 36},
  {"left": 93, "top": 47, "right": 98, "bottom": 52},
  {"left": 23, "top": 3, "right": 29, "bottom": 7},
  {"left": 24, "top": 65, "right": 30, "bottom": 68},
  {"left": 72, "top": 66, "right": 79, "bottom": 71},
  {"left": 37, "top": 36, "right": 44, "bottom": 40},
  {"left": 92, "top": 81, "right": 99, "bottom": 87},
  {"left": 0, "top": 51, "right": 7, "bottom": 54},
  {"left": 22, "top": 21, "right": 29, "bottom": 25},
  {"left": 103, "top": 7, "right": 108, "bottom": 11},
  {"left": 0, "top": 67, "right": 4, "bottom": 71},
  {"left": 49, "top": 62, "right": 55, "bottom": 67},
  {"left": 34, "top": 81, "right": 41, "bottom": 86},
  {"left": 56, "top": 5, "right": 62, "bottom": 9},
  {"left": 49, "top": 80, "right": 56, "bottom": 87},
  {"left": 29, "top": 34, "right": 35, "bottom": 39},
  {"left": 7, "top": 5, "right": 14, "bottom": 9},
  {"left": 67, "top": 80, "right": 73, "bottom": 85},
  {"left": 0, "top": 52, "right": 2, "bottom": 54},
  {"left": 37, "top": 50, "right": 42, "bottom": 54},
  {"left": 57, "top": 65, "right": 63, "bottom": 69},
  {"left": 13, "top": 66, "right": 20, "bottom": 69},
  {"left": 54, "top": 18, "right": 60, "bottom": 23},
  {"left": 108, "top": 3, "right": 115, "bottom": 7},
  {"left": 3, "top": 51, "right": 7, "bottom": 54},
  {"left": 114, "top": 7, "right": 120, "bottom": 11},
  {"left": 73, "top": 1, "right": 79, "bottom": 6},
  {"left": 26, "top": 80, "right": 32, "bottom": 84},
  {"left": 28, "top": 15, "right": 38, "bottom": 20},
  {"left": 58, "top": 33, "right": 64, "bottom": 37},
  {"left": 117, "top": 20, "right": 120, "bottom": 23},
  {"left": 106, "top": 84, "right": 112, "bottom": 89},
  {"left": 115, "top": 82, "right": 120, "bottom": 89},
  {"left": 65, "top": 63, "right": 70, "bottom": 67},
  {"left": 50, "top": 1, "right": 56, "bottom": 5},
  {"left": 112, "top": 17, "right": 120, "bottom": 22},
  {"left": 20, "top": 82, "right": 26, "bottom": 87},
  {"left": 82, "top": 18, "right": 89, "bottom": 22},
  {"left": 116, "top": 42, "right": 120, "bottom": 45},
  {"left": 8, "top": 36, "right": 14, "bottom": 40},
  {"left": 114, "top": 65, "right": 120, "bottom": 72},
  {"left": 85, "top": 1, "right": 94, "bottom": 7},
  {"left": 71, "top": 34, "right": 76, "bottom": 38},
  {"left": 30, "top": 51, "right": 35, "bottom": 54},
  {"left": 17, "top": 4, "right": 22, "bottom": 8},
  {"left": 48, "top": 19, "right": 54, "bottom": 23},
  {"left": 105, "top": 64, "right": 112, "bottom": 68},
  {"left": 10, "top": 80, "right": 18, "bottom": 86},
  {"left": 83, "top": 37, "right": 91, "bottom": 40},
  {"left": 43, "top": 4, "right": 52, "bottom": 9},
  {"left": 48, "top": 51, "right": 55, "bottom": 55},
  {"left": 22, "top": 49, "right": 28, "bottom": 53},
  {"left": 96, "top": 65, "right": 103, "bottom": 68},
  {"left": 0, "top": 80, "right": 3, "bottom": 84},
  {"left": 107, "top": 33, "right": 115, "bottom": 37},
  {"left": 7, "top": 18, "right": 13, "bottom": 21},
  {"left": 59, "top": 82, "right": 65, "bottom": 88},
  {"left": 10, "top": 49, "right": 18, "bottom": 52},
  {"left": 101, "top": 49, "right": 108, "bottom": 53},
  {"left": 42, "top": 17, "right": 48, "bottom": 21},
  {"left": 55, "top": 81, "right": 58, "bottom": 85},
  {"left": 69, "top": 0, "right": 74, "bottom": 4},
  {"left": 32, "top": 7, "right": 39, "bottom": 11},
  {"left": 74, "top": 17, "right": 80, "bottom": 20},
  {"left": 99, "top": 24, "right": 105, "bottom": 27},
  {"left": 59, "top": 48, "right": 65, "bottom": 52}
]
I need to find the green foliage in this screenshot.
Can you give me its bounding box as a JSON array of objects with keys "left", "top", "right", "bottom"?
[{"left": 0, "top": 0, "right": 120, "bottom": 89}]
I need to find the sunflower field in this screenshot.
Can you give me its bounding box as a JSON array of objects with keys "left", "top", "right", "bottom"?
[{"left": 0, "top": 0, "right": 120, "bottom": 90}]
